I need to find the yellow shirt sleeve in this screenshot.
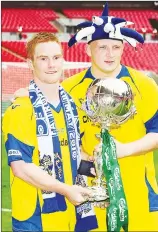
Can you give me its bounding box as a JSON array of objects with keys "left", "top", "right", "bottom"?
[
  {"left": 2, "top": 97, "right": 36, "bottom": 165},
  {"left": 3, "top": 97, "right": 35, "bottom": 145},
  {"left": 128, "top": 67, "right": 158, "bottom": 123}
]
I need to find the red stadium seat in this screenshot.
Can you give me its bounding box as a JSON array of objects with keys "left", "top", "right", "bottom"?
[
  {"left": 2, "top": 49, "right": 24, "bottom": 62},
  {"left": 2, "top": 8, "right": 58, "bottom": 32},
  {"left": 62, "top": 8, "right": 158, "bottom": 33}
]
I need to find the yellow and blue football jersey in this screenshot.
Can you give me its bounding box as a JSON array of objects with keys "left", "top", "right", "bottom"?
[
  {"left": 2, "top": 97, "right": 78, "bottom": 231},
  {"left": 62, "top": 65, "right": 158, "bottom": 231}
]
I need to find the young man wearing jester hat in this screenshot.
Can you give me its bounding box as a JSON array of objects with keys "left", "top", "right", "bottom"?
[
  {"left": 62, "top": 2, "right": 158, "bottom": 231},
  {"left": 11, "top": 3, "right": 158, "bottom": 232}
]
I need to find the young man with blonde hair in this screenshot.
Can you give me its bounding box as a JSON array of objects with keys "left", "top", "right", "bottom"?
[{"left": 3, "top": 32, "right": 98, "bottom": 232}]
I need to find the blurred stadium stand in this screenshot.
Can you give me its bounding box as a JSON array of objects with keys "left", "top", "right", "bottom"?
[
  {"left": 1, "top": 1, "right": 158, "bottom": 75},
  {"left": 2, "top": 8, "right": 58, "bottom": 33},
  {"left": 1, "top": 1, "right": 158, "bottom": 114},
  {"left": 62, "top": 9, "right": 158, "bottom": 33},
  {"left": 2, "top": 49, "right": 25, "bottom": 62},
  {"left": 2, "top": 41, "right": 158, "bottom": 73}
]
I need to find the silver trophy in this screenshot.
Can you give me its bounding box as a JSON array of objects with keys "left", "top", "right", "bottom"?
[{"left": 82, "top": 78, "right": 136, "bottom": 203}]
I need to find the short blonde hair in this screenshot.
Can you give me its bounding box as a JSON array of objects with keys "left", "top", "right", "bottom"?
[{"left": 26, "top": 32, "right": 61, "bottom": 60}]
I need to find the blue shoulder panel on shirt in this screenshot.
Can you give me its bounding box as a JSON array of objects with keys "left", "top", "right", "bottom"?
[
  {"left": 5, "top": 134, "right": 35, "bottom": 166},
  {"left": 145, "top": 110, "right": 158, "bottom": 133},
  {"left": 116, "top": 65, "right": 131, "bottom": 79},
  {"left": 12, "top": 196, "right": 42, "bottom": 231},
  {"left": 145, "top": 177, "right": 158, "bottom": 212},
  {"left": 85, "top": 68, "right": 95, "bottom": 80}
]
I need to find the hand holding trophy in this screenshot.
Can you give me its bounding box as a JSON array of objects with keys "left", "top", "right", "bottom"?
[{"left": 82, "top": 78, "right": 136, "bottom": 232}]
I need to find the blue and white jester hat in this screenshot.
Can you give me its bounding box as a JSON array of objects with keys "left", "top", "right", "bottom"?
[{"left": 68, "top": 2, "right": 144, "bottom": 47}]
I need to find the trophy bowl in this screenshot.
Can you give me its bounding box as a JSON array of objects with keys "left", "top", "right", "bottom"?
[{"left": 83, "top": 78, "right": 136, "bottom": 130}]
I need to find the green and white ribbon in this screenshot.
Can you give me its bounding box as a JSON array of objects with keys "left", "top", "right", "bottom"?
[{"left": 101, "top": 129, "right": 128, "bottom": 232}]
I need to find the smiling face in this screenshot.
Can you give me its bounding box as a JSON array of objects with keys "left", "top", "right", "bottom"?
[
  {"left": 28, "top": 41, "right": 64, "bottom": 84},
  {"left": 87, "top": 39, "right": 124, "bottom": 75}
]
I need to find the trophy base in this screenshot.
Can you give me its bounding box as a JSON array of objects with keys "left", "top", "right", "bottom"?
[{"left": 87, "top": 186, "right": 109, "bottom": 202}]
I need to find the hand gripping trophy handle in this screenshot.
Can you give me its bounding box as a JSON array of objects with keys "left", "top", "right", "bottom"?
[{"left": 87, "top": 141, "right": 109, "bottom": 203}]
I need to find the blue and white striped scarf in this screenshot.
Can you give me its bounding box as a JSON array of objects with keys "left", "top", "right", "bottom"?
[{"left": 29, "top": 80, "right": 98, "bottom": 231}]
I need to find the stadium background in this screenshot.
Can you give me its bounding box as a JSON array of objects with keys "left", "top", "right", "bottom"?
[{"left": 1, "top": 1, "right": 158, "bottom": 231}]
